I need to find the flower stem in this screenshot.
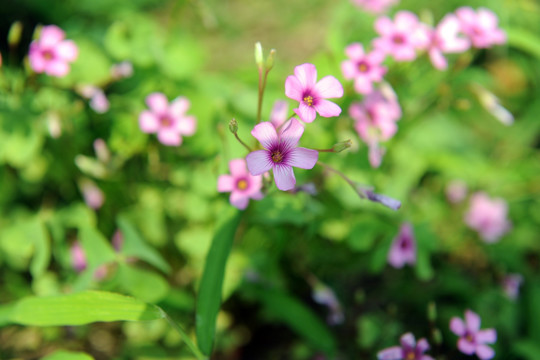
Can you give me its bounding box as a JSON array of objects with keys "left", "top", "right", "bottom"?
[
  {"left": 256, "top": 68, "right": 271, "bottom": 123},
  {"left": 316, "top": 161, "right": 359, "bottom": 194},
  {"left": 234, "top": 132, "right": 253, "bottom": 152},
  {"left": 159, "top": 307, "right": 208, "bottom": 360}
]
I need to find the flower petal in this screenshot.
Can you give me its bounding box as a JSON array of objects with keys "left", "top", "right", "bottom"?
[
  {"left": 400, "top": 332, "right": 416, "bottom": 349},
  {"left": 46, "top": 60, "right": 69, "bottom": 77},
  {"left": 429, "top": 49, "right": 448, "bottom": 70},
  {"left": 287, "top": 147, "right": 318, "bottom": 169},
  {"left": 139, "top": 110, "right": 159, "bottom": 133},
  {"left": 450, "top": 317, "right": 466, "bottom": 336},
  {"left": 314, "top": 76, "right": 344, "bottom": 99},
  {"left": 55, "top": 40, "right": 78, "bottom": 61},
  {"left": 170, "top": 96, "right": 190, "bottom": 117},
  {"left": 217, "top": 175, "right": 234, "bottom": 192},
  {"left": 377, "top": 346, "right": 402, "bottom": 360},
  {"left": 40, "top": 25, "right": 65, "bottom": 47},
  {"left": 246, "top": 150, "right": 273, "bottom": 176},
  {"left": 475, "top": 344, "right": 495, "bottom": 360},
  {"left": 457, "top": 338, "right": 476, "bottom": 355},
  {"left": 476, "top": 329, "right": 497, "bottom": 344},
  {"left": 294, "top": 63, "right": 317, "bottom": 88},
  {"left": 416, "top": 338, "right": 430, "bottom": 353},
  {"left": 345, "top": 42, "right": 365, "bottom": 60},
  {"left": 146, "top": 93, "right": 169, "bottom": 113},
  {"left": 294, "top": 104, "right": 317, "bottom": 123},
  {"left": 157, "top": 129, "right": 182, "bottom": 146},
  {"left": 375, "top": 17, "right": 394, "bottom": 36},
  {"left": 465, "top": 310, "right": 481, "bottom": 332},
  {"left": 229, "top": 158, "right": 247, "bottom": 176},
  {"left": 177, "top": 116, "right": 196, "bottom": 136},
  {"left": 279, "top": 118, "right": 304, "bottom": 151},
  {"left": 273, "top": 164, "right": 296, "bottom": 191},
  {"left": 230, "top": 191, "right": 249, "bottom": 210},
  {"left": 285, "top": 75, "right": 304, "bottom": 102},
  {"left": 270, "top": 100, "right": 289, "bottom": 129},
  {"left": 251, "top": 122, "right": 278, "bottom": 149},
  {"left": 314, "top": 99, "right": 342, "bottom": 118}
]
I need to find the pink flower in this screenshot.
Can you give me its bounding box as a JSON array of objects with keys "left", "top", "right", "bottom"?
[
  {"left": 246, "top": 119, "right": 318, "bottom": 191},
  {"left": 269, "top": 100, "right": 289, "bottom": 129},
  {"left": 70, "top": 241, "right": 87, "bottom": 272},
  {"left": 446, "top": 180, "right": 468, "bottom": 204},
  {"left": 218, "top": 158, "right": 264, "bottom": 210},
  {"left": 80, "top": 179, "right": 104, "bottom": 210},
  {"left": 502, "top": 274, "right": 523, "bottom": 301},
  {"left": 455, "top": 7, "right": 506, "bottom": 48},
  {"left": 465, "top": 192, "right": 511, "bottom": 243},
  {"left": 351, "top": 0, "right": 399, "bottom": 14},
  {"left": 341, "top": 43, "right": 387, "bottom": 94},
  {"left": 427, "top": 14, "right": 470, "bottom": 70},
  {"left": 450, "top": 310, "right": 497, "bottom": 359},
  {"left": 387, "top": 223, "right": 416, "bottom": 268},
  {"left": 285, "top": 63, "right": 343, "bottom": 123},
  {"left": 79, "top": 85, "right": 109, "bottom": 114},
  {"left": 377, "top": 332, "right": 434, "bottom": 360},
  {"left": 110, "top": 61, "right": 133, "bottom": 79},
  {"left": 373, "top": 11, "right": 429, "bottom": 61},
  {"left": 29, "top": 25, "right": 78, "bottom": 77},
  {"left": 139, "top": 92, "right": 196, "bottom": 146}
]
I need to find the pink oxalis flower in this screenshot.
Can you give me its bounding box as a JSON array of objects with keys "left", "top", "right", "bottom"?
[
  {"left": 70, "top": 241, "right": 87, "bottom": 273},
  {"left": 351, "top": 0, "right": 399, "bottom": 14},
  {"left": 464, "top": 192, "right": 511, "bottom": 243},
  {"left": 446, "top": 180, "right": 468, "bottom": 204},
  {"left": 246, "top": 119, "right": 318, "bottom": 191},
  {"left": 139, "top": 92, "right": 196, "bottom": 146},
  {"left": 218, "top": 158, "right": 264, "bottom": 210},
  {"left": 29, "top": 25, "right": 78, "bottom": 77},
  {"left": 426, "top": 14, "right": 471, "bottom": 70},
  {"left": 269, "top": 100, "right": 289, "bottom": 129},
  {"left": 387, "top": 223, "right": 416, "bottom": 268},
  {"left": 285, "top": 63, "right": 343, "bottom": 123},
  {"left": 377, "top": 332, "right": 434, "bottom": 360},
  {"left": 341, "top": 43, "right": 387, "bottom": 94},
  {"left": 450, "top": 310, "right": 497, "bottom": 359},
  {"left": 502, "top": 274, "right": 523, "bottom": 301},
  {"left": 373, "top": 11, "right": 429, "bottom": 61},
  {"left": 80, "top": 179, "right": 104, "bottom": 210},
  {"left": 455, "top": 7, "right": 506, "bottom": 48}
]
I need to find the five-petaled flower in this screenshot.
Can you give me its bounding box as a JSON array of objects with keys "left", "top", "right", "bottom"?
[
  {"left": 426, "top": 14, "right": 470, "bottom": 70},
  {"left": 139, "top": 92, "right": 196, "bottom": 146},
  {"left": 455, "top": 7, "right": 506, "bottom": 48},
  {"left": 464, "top": 192, "right": 511, "bottom": 243},
  {"left": 285, "top": 63, "right": 343, "bottom": 123},
  {"left": 377, "top": 332, "right": 434, "bottom": 360},
  {"left": 387, "top": 223, "right": 416, "bottom": 268},
  {"left": 450, "top": 309, "right": 497, "bottom": 359},
  {"left": 29, "top": 25, "right": 78, "bottom": 77},
  {"left": 218, "top": 158, "right": 264, "bottom": 210},
  {"left": 341, "top": 43, "right": 387, "bottom": 94},
  {"left": 246, "top": 119, "right": 318, "bottom": 191}
]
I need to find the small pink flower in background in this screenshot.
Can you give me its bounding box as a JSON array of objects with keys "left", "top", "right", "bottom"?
[
  {"left": 218, "top": 158, "right": 264, "bottom": 210},
  {"left": 112, "top": 230, "right": 124, "bottom": 252},
  {"left": 269, "top": 100, "right": 289, "bottom": 129},
  {"left": 285, "top": 63, "right": 343, "bottom": 123},
  {"left": 465, "top": 192, "right": 511, "bottom": 243},
  {"left": 246, "top": 119, "right": 318, "bottom": 191},
  {"left": 311, "top": 280, "right": 344, "bottom": 325},
  {"left": 351, "top": 0, "right": 399, "bottom": 14},
  {"left": 502, "top": 274, "right": 523, "bottom": 300},
  {"left": 110, "top": 61, "right": 133, "bottom": 79},
  {"left": 139, "top": 92, "right": 196, "bottom": 146},
  {"left": 387, "top": 223, "right": 416, "bottom": 268},
  {"left": 70, "top": 241, "right": 87, "bottom": 272},
  {"left": 341, "top": 43, "right": 387, "bottom": 94},
  {"left": 93, "top": 138, "right": 111, "bottom": 164},
  {"left": 455, "top": 7, "right": 506, "bottom": 48},
  {"left": 373, "top": 11, "right": 429, "bottom": 62},
  {"left": 450, "top": 310, "right": 497, "bottom": 359},
  {"left": 446, "top": 180, "right": 468, "bottom": 204},
  {"left": 377, "top": 332, "right": 434, "bottom": 360},
  {"left": 80, "top": 179, "right": 105, "bottom": 210},
  {"left": 29, "top": 25, "right": 78, "bottom": 77},
  {"left": 426, "top": 14, "right": 470, "bottom": 70},
  {"left": 79, "top": 85, "right": 110, "bottom": 114}
]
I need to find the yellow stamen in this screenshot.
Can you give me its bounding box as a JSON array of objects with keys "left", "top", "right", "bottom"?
[
  {"left": 358, "top": 63, "right": 368, "bottom": 72},
  {"left": 303, "top": 95, "right": 314, "bottom": 107},
  {"left": 271, "top": 151, "right": 283, "bottom": 163},
  {"left": 406, "top": 352, "right": 415, "bottom": 360},
  {"left": 237, "top": 179, "right": 248, "bottom": 190}
]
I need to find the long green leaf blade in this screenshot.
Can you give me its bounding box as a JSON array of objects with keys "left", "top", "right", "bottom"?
[{"left": 195, "top": 209, "right": 241, "bottom": 356}]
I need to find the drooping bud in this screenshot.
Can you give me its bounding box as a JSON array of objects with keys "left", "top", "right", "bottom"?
[
  {"left": 265, "top": 49, "right": 276, "bottom": 71},
  {"left": 229, "top": 118, "right": 238, "bottom": 134},
  {"left": 254, "top": 42, "right": 264, "bottom": 69},
  {"left": 363, "top": 188, "right": 401, "bottom": 210},
  {"left": 8, "top": 21, "right": 23, "bottom": 47},
  {"left": 332, "top": 139, "right": 352, "bottom": 153}
]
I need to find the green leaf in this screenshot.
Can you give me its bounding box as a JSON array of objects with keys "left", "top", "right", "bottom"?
[
  {"left": 196, "top": 209, "right": 242, "bottom": 356},
  {"left": 507, "top": 28, "right": 540, "bottom": 60},
  {"left": 117, "top": 216, "right": 171, "bottom": 274},
  {"left": 79, "top": 226, "right": 117, "bottom": 269},
  {"left": 41, "top": 350, "right": 95, "bottom": 360},
  {"left": 118, "top": 264, "right": 170, "bottom": 303},
  {"left": 9, "top": 291, "right": 163, "bottom": 326}
]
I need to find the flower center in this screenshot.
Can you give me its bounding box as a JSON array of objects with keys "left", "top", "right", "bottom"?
[
  {"left": 271, "top": 151, "right": 284, "bottom": 163},
  {"left": 358, "top": 62, "right": 369, "bottom": 72},
  {"left": 160, "top": 115, "right": 174, "bottom": 127},
  {"left": 406, "top": 351, "right": 416, "bottom": 360},
  {"left": 392, "top": 34, "right": 406, "bottom": 45},
  {"left": 236, "top": 179, "right": 248, "bottom": 190},
  {"left": 43, "top": 50, "right": 54, "bottom": 61},
  {"left": 400, "top": 239, "right": 410, "bottom": 250},
  {"left": 466, "top": 334, "right": 474, "bottom": 343},
  {"left": 303, "top": 95, "right": 314, "bottom": 107}
]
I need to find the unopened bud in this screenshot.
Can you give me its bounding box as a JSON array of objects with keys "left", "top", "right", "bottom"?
[
  {"left": 229, "top": 118, "right": 238, "bottom": 134},
  {"left": 332, "top": 139, "right": 352, "bottom": 153},
  {"left": 8, "top": 21, "right": 23, "bottom": 47},
  {"left": 363, "top": 189, "right": 401, "bottom": 210},
  {"left": 266, "top": 49, "right": 276, "bottom": 71},
  {"left": 432, "top": 328, "right": 443, "bottom": 345},
  {"left": 254, "top": 42, "right": 264, "bottom": 69},
  {"left": 427, "top": 301, "right": 437, "bottom": 322}
]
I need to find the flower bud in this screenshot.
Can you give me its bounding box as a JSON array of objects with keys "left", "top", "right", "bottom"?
[
  {"left": 254, "top": 42, "right": 264, "bottom": 69},
  {"left": 229, "top": 118, "right": 238, "bottom": 134},
  {"left": 332, "top": 139, "right": 352, "bottom": 153},
  {"left": 427, "top": 301, "right": 437, "bottom": 322},
  {"left": 266, "top": 49, "right": 276, "bottom": 71},
  {"left": 8, "top": 21, "right": 23, "bottom": 47}
]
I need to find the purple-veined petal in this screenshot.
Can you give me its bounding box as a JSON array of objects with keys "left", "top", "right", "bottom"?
[
  {"left": 273, "top": 164, "right": 296, "bottom": 191},
  {"left": 146, "top": 93, "right": 169, "bottom": 113},
  {"left": 279, "top": 118, "right": 304, "bottom": 151},
  {"left": 400, "top": 332, "right": 416, "bottom": 349},
  {"left": 270, "top": 100, "right": 289, "bottom": 129},
  {"left": 287, "top": 147, "right": 318, "bottom": 169},
  {"left": 457, "top": 338, "right": 476, "bottom": 355},
  {"left": 139, "top": 110, "right": 159, "bottom": 133},
  {"left": 251, "top": 122, "right": 278, "bottom": 149},
  {"left": 177, "top": 116, "right": 196, "bottom": 136},
  {"left": 476, "top": 329, "right": 497, "bottom": 344},
  {"left": 157, "top": 129, "right": 182, "bottom": 146},
  {"left": 377, "top": 346, "right": 402, "bottom": 360},
  {"left": 294, "top": 63, "right": 317, "bottom": 88},
  {"left": 465, "top": 310, "right": 481, "bottom": 332},
  {"left": 285, "top": 75, "right": 304, "bottom": 102},
  {"left": 230, "top": 191, "right": 249, "bottom": 210},
  {"left": 229, "top": 158, "right": 247, "bottom": 177},
  {"left": 294, "top": 104, "right": 317, "bottom": 123},
  {"left": 314, "top": 99, "right": 342, "bottom": 118},
  {"left": 476, "top": 344, "right": 495, "bottom": 360},
  {"left": 314, "top": 76, "right": 344, "bottom": 99},
  {"left": 46, "top": 60, "right": 69, "bottom": 77},
  {"left": 246, "top": 150, "right": 273, "bottom": 176},
  {"left": 56, "top": 40, "right": 78, "bottom": 61},
  {"left": 217, "top": 175, "right": 235, "bottom": 192},
  {"left": 40, "top": 25, "right": 65, "bottom": 47},
  {"left": 450, "top": 317, "right": 466, "bottom": 336},
  {"left": 170, "top": 97, "right": 190, "bottom": 117}
]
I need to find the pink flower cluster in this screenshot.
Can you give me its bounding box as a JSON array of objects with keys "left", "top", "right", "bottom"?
[
  {"left": 351, "top": 0, "right": 399, "bottom": 14},
  {"left": 450, "top": 310, "right": 497, "bottom": 359},
  {"left": 465, "top": 192, "right": 511, "bottom": 243},
  {"left": 29, "top": 25, "right": 78, "bottom": 77},
  {"left": 377, "top": 332, "right": 434, "bottom": 360}
]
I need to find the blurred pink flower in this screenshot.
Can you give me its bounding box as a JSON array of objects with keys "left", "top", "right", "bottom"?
[
  {"left": 502, "top": 274, "right": 523, "bottom": 300},
  {"left": 93, "top": 138, "right": 111, "bottom": 163},
  {"left": 465, "top": 192, "right": 511, "bottom": 243},
  {"left": 139, "top": 92, "right": 196, "bottom": 146},
  {"left": 29, "top": 25, "right": 78, "bottom": 77},
  {"left": 373, "top": 11, "right": 429, "bottom": 61},
  {"left": 377, "top": 332, "right": 434, "bottom": 360},
  {"left": 455, "top": 7, "right": 506, "bottom": 48},
  {"left": 285, "top": 63, "right": 343, "bottom": 123},
  {"left": 70, "top": 241, "right": 87, "bottom": 272},
  {"left": 112, "top": 230, "right": 124, "bottom": 252},
  {"left": 387, "top": 223, "right": 416, "bottom": 268},
  {"left": 80, "top": 179, "right": 105, "bottom": 210},
  {"left": 218, "top": 158, "right": 264, "bottom": 210},
  {"left": 79, "top": 85, "right": 110, "bottom": 114},
  {"left": 312, "top": 281, "right": 344, "bottom": 325},
  {"left": 269, "top": 100, "right": 289, "bottom": 129},
  {"left": 351, "top": 0, "right": 399, "bottom": 14},
  {"left": 110, "top": 61, "right": 133, "bottom": 79},
  {"left": 445, "top": 180, "right": 468, "bottom": 204},
  {"left": 246, "top": 119, "right": 318, "bottom": 191},
  {"left": 426, "top": 14, "right": 470, "bottom": 70},
  {"left": 450, "top": 310, "right": 497, "bottom": 359},
  {"left": 341, "top": 43, "right": 387, "bottom": 94}
]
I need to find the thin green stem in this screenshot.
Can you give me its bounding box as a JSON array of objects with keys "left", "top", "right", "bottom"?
[
  {"left": 317, "top": 161, "right": 360, "bottom": 195},
  {"left": 160, "top": 307, "right": 208, "bottom": 360},
  {"left": 256, "top": 68, "right": 271, "bottom": 123},
  {"left": 234, "top": 132, "right": 253, "bottom": 152}
]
